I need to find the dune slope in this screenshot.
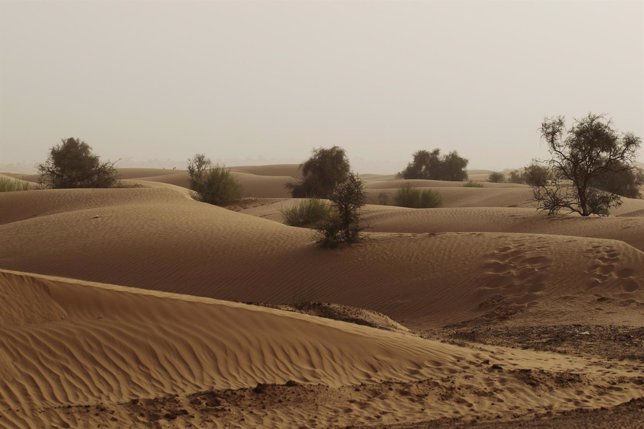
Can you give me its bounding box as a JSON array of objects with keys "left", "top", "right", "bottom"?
[
  {"left": 1, "top": 269, "right": 642, "bottom": 428},
  {"left": 1, "top": 188, "right": 642, "bottom": 330}
]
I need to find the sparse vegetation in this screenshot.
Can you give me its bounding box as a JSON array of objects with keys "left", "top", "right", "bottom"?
[
  {"left": 533, "top": 114, "right": 641, "bottom": 216},
  {"left": 394, "top": 184, "right": 441, "bottom": 208},
  {"left": 0, "top": 177, "right": 34, "bottom": 192},
  {"left": 377, "top": 192, "right": 389, "bottom": 205},
  {"left": 317, "top": 173, "right": 366, "bottom": 248},
  {"left": 488, "top": 171, "right": 505, "bottom": 183},
  {"left": 288, "top": 146, "right": 350, "bottom": 198},
  {"left": 463, "top": 180, "right": 483, "bottom": 188},
  {"left": 187, "top": 154, "right": 241, "bottom": 206},
  {"left": 282, "top": 199, "right": 331, "bottom": 227},
  {"left": 523, "top": 164, "right": 550, "bottom": 187},
  {"left": 508, "top": 169, "right": 524, "bottom": 184},
  {"left": 38, "top": 138, "right": 118, "bottom": 188},
  {"left": 400, "top": 149, "right": 468, "bottom": 181}
]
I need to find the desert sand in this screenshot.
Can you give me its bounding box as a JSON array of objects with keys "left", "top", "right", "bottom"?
[{"left": 0, "top": 166, "right": 642, "bottom": 428}]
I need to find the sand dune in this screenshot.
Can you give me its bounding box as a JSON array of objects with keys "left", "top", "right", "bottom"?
[
  {"left": 119, "top": 168, "right": 295, "bottom": 198},
  {"left": 1, "top": 187, "right": 642, "bottom": 331},
  {"left": 1, "top": 269, "right": 641, "bottom": 428}
]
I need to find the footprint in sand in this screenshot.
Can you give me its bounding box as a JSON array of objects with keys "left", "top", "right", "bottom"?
[
  {"left": 584, "top": 244, "right": 641, "bottom": 292},
  {"left": 480, "top": 239, "right": 552, "bottom": 303}
]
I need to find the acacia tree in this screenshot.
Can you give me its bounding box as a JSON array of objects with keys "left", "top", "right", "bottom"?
[
  {"left": 289, "top": 146, "right": 350, "bottom": 198},
  {"left": 534, "top": 114, "right": 641, "bottom": 216},
  {"left": 400, "top": 149, "right": 468, "bottom": 181},
  {"left": 38, "top": 138, "right": 118, "bottom": 188}
]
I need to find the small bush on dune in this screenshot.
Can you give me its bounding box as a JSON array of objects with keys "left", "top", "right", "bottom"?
[
  {"left": 187, "top": 154, "right": 241, "bottom": 206},
  {"left": 38, "top": 137, "right": 118, "bottom": 188},
  {"left": 282, "top": 199, "right": 331, "bottom": 227},
  {"left": 317, "top": 173, "right": 366, "bottom": 248},
  {"left": 0, "top": 177, "right": 33, "bottom": 192},
  {"left": 463, "top": 180, "right": 483, "bottom": 188},
  {"left": 394, "top": 184, "right": 441, "bottom": 208},
  {"left": 488, "top": 171, "right": 505, "bottom": 183}
]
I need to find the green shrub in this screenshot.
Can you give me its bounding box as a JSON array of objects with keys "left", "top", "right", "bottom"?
[
  {"left": 394, "top": 184, "right": 441, "bottom": 208},
  {"left": 488, "top": 171, "right": 505, "bottom": 183},
  {"left": 282, "top": 199, "right": 331, "bottom": 227},
  {"left": 187, "top": 154, "right": 241, "bottom": 206},
  {"left": 288, "top": 146, "right": 350, "bottom": 198},
  {"left": 0, "top": 177, "right": 33, "bottom": 192},
  {"left": 463, "top": 180, "right": 483, "bottom": 188},
  {"left": 38, "top": 138, "right": 118, "bottom": 188},
  {"left": 317, "top": 173, "right": 366, "bottom": 248}
]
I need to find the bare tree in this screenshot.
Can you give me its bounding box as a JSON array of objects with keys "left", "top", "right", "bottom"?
[{"left": 534, "top": 114, "right": 641, "bottom": 216}]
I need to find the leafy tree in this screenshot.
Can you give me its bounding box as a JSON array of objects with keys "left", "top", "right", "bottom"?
[
  {"left": 533, "top": 114, "right": 641, "bottom": 216},
  {"left": 289, "top": 146, "right": 350, "bottom": 198},
  {"left": 488, "top": 171, "right": 505, "bottom": 183},
  {"left": 317, "top": 173, "right": 366, "bottom": 248},
  {"left": 400, "top": 149, "right": 468, "bottom": 181},
  {"left": 187, "top": 154, "right": 241, "bottom": 206},
  {"left": 38, "top": 138, "right": 118, "bottom": 188}
]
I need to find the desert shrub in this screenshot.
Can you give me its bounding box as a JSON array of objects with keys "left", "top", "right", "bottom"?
[
  {"left": 488, "top": 171, "right": 505, "bottom": 183},
  {"left": 534, "top": 114, "right": 641, "bottom": 216},
  {"left": 38, "top": 137, "right": 118, "bottom": 188},
  {"left": 394, "top": 184, "right": 441, "bottom": 208},
  {"left": 590, "top": 163, "right": 643, "bottom": 199},
  {"left": 0, "top": 177, "right": 33, "bottom": 192},
  {"left": 523, "top": 163, "right": 550, "bottom": 187},
  {"left": 508, "top": 169, "right": 524, "bottom": 184},
  {"left": 282, "top": 199, "right": 331, "bottom": 227},
  {"left": 463, "top": 180, "right": 483, "bottom": 188},
  {"left": 187, "top": 154, "right": 241, "bottom": 206},
  {"left": 400, "top": 149, "right": 468, "bottom": 181},
  {"left": 317, "top": 173, "right": 366, "bottom": 248},
  {"left": 377, "top": 192, "right": 389, "bottom": 205},
  {"left": 288, "top": 146, "right": 350, "bottom": 198}
]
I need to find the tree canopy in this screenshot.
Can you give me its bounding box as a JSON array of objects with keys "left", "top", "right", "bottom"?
[
  {"left": 38, "top": 138, "right": 118, "bottom": 188},
  {"left": 289, "top": 146, "right": 350, "bottom": 198},
  {"left": 400, "top": 149, "right": 468, "bottom": 181},
  {"left": 533, "top": 114, "right": 641, "bottom": 216}
]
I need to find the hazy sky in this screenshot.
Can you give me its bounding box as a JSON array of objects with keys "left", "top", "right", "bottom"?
[{"left": 1, "top": 0, "right": 643, "bottom": 173}]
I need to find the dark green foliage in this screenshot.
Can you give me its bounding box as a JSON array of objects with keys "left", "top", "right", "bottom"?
[
  {"left": 488, "top": 172, "right": 505, "bottom": 183},
  {"left": 187, "top": 154, "right": 241, "bottom": 206},
  {"left": 534, "top": 114, "right": 641, "bottom": 216},
  {"left": 394, "top": 184, "right": 441, "bottom": 208},
  {"left": 288, "top": 146, "right": 350, "bottom": 198},
  {"left": 523, "top": 164, "right": 550, "bottom": 187},
  {"left": 508, "top": 170, "right": 524, "bottom": 184},
  {"left": 282, "top": 199, "right": 331, "bottom": 227},
  {"left": 400, "top": 149, "right": 468, "bottom": 181},
  {"left": 317, "top": 173, "right": 366, "bottom": 248},
  {"left": 590, "top": 163, "right": 643, "bottom": 199},
  {"left": 463, "top": 180, "right": 483, "bottom": 188},
  {"left": 38, "top": 138, "right": 118, "bottom": 188}
]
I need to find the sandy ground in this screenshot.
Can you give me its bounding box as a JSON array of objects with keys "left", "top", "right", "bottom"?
[{"left": 0, "top": 166, "right": 642, "bottom": 428}]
